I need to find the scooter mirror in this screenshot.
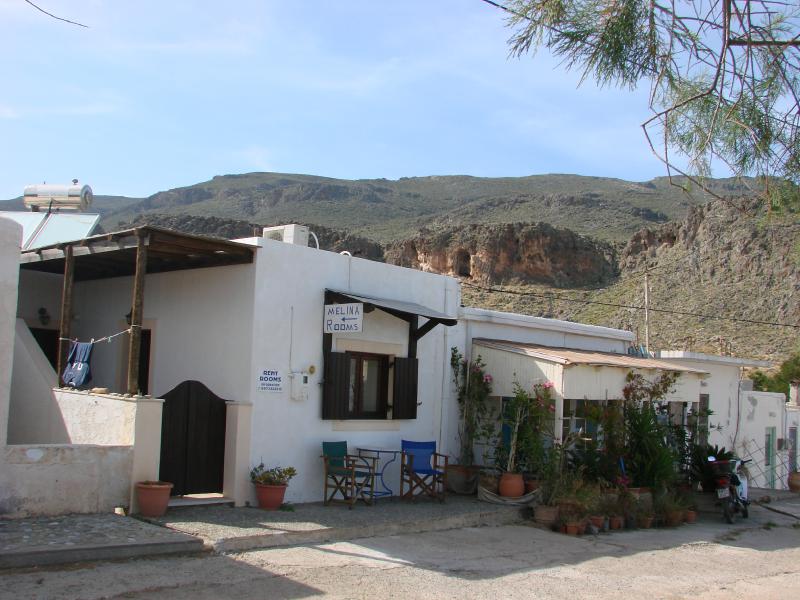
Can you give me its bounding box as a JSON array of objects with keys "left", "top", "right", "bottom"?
[{"left": 707, "top": 456, "right": 717, "bottom": 462}]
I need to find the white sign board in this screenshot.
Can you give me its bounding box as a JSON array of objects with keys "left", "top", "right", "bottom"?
[
  {"left": 324, "top": 302, "right": 363, "bottom": 333},
  {"left": 257, "top": 369, "right": 284, "bottom": 392}
]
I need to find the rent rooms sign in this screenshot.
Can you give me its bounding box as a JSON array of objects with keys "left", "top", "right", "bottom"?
[{"left": 324, "top": 302, "right": 363, "bottom": 333}]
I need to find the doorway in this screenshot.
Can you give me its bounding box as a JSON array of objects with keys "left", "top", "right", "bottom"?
[{"left": 158, "top": 380, "right": 227, "bottom": 496}]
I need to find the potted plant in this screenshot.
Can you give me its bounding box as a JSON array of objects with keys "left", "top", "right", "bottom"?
[
  {"left": 448, "top": 348, "right": 493, "bottom": 494},
  {"left": 498, "top": 381, "right": 555, "bottom": 497},
  {"left": 250, "top": 463, "right": 297, "bottom": 510},
  {"left": 135, "top": 480, "right": 173, "bottom": 517}
]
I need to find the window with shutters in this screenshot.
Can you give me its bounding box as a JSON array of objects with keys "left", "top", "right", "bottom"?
[
  {"left": 322, "top": 351, "right": 419, "bottom": 420},
  {"left": 347, "top": 352, "right": 389, "bottom": 419}
]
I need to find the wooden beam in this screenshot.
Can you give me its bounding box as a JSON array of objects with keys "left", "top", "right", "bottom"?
[
  {"left": 56, "top": 245, "right": 75, "bottom": 386},
  {"left": 408, "top": 315, "right": 419, "bottom": 361},
  {"left": 126, "top": 230, "right": 148, "bottom": 395},
  {"left": 411, "top": 318, "right": 440, "bottom": 343}
]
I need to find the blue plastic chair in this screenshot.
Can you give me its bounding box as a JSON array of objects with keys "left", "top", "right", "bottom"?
[{"left": 400, "top": 440, "right": 448, "bottom": 502}]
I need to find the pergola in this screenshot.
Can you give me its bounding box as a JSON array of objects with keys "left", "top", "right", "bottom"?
[{"left": 20, "top": 226, "right": 255, "bottom": 394}]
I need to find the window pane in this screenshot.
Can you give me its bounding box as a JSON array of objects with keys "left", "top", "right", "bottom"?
[
  {"left": 348, "top": 357, "right": 357, "bottom": 413},
  {"left": 362, "top": 358, "right": 381, "bottom": 413}
]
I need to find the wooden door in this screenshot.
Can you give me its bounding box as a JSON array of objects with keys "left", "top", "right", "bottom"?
[{"left": 159, "top": 380, "right": 227, "bottom": 496}]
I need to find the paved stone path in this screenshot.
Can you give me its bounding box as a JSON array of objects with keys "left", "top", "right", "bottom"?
[
  {"left": 147, "top": 495, "right": 524, "bottom": 552},
  {"left": 0, "top": 513, "right": 203, "bottom": 569}
]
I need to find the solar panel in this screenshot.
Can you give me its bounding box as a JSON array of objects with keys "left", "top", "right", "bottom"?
[{"left": 0, "top": 211, "right": 100, "bottom": 249}]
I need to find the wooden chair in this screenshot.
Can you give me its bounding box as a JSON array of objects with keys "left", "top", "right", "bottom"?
[
  {"left": 322, "top": 441, "right": 377, "bottom": 509},
  {"left": 400, "top": 440, "right": 448, "bottom": 502}
]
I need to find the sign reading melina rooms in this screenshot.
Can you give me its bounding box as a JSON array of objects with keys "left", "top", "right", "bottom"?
[{"left": 324, "top": 302, "right": 363, "bottom": 333}]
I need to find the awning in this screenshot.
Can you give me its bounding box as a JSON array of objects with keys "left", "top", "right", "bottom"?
[
  {"left": 326, "top": 289, "right": 457, "bottom": 326},
  {"left": 473, "top": 339, "right": 708, "bottom": 375},
  {"left": 19, "top": 226, "right": 255, "bottom": 281}
]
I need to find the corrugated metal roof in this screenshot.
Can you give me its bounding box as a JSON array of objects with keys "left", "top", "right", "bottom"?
[{"left": 473, "top": 339, "right": 708, "bottom": 374}]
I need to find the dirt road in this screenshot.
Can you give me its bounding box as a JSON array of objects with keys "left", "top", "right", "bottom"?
[{"left": 2, "top": 502, "right": 799, "bottom": 599}]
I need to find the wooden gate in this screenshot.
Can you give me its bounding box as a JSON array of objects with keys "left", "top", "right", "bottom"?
[{"left": 159, "top": 380, "right": 227, "bottom": 496}]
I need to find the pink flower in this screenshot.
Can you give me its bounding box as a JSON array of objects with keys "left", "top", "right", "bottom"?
[
  {"left": 548, "top": 405, "right": 555, "bottom": 412},
  {"left": 543, "top": 381, "right": 554, "bottom": 389},
  {"left": 483, "top": 374, "right": 492, "bottom": 383}
]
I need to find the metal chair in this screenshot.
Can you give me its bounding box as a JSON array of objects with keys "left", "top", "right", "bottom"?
[
  {"left": 400, "top": 440, "right": 448, "bottom": 502},
  {"left": 322, "top": 441, "right": 377, "bottom": 508}
]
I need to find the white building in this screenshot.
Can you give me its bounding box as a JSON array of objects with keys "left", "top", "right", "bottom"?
[
  {"left": 658, "top": 351, "right": 798, "bottom": 490},
  {"left": 3, "top": 222, "right": 787, "bottom": 517}
]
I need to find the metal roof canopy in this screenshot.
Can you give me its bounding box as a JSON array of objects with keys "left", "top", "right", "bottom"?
[
  {"left": 473, "top": 339, "right": 708, "bottom": 375},
  {"left": 19, "top": 226, "right": 255, "bottom": 281},
  {"left": 326, "top": 289, "right": 457, "bottom": 327}
]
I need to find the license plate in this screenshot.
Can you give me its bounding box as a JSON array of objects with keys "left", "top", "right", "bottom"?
[{"left": 717, "top": 487, "right": 730, "bottom": 499}]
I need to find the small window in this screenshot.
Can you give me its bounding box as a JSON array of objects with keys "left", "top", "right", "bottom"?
[{"left": 347, "top": 353, "right": 389, "bottom": 419}]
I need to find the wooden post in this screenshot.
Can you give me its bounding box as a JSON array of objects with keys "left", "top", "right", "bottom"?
[
  {"left": 127, "top": 230, "right": 148, "bottom": 395},
  {"left": 56, "top": 245, "right": 75, "bottom": 386}
]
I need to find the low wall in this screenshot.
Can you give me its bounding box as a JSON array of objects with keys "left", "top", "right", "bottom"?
[{"left": 0, "top": 445, "right": 133, "bottom": 517}]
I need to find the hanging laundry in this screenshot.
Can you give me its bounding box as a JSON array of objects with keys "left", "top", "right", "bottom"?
[{"left": 62, "top": 341, "right": 94, "bottom": 387}]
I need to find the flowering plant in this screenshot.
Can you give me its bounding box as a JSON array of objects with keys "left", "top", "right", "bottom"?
[{"left": 450, "top": 348, "right": 494, "bottom": 466}]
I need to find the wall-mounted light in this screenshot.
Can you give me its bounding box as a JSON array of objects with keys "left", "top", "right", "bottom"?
[{"left": 37, "top": 307, "right": 50, "bottom": 326}]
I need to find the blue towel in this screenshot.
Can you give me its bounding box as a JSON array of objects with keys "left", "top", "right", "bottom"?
[{"left": 62, "top": 341, "right": 94, "bottom": 387}]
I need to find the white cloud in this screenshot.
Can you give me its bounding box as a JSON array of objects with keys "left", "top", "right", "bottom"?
[
  {"left": 0, "top": 105, "right": 20, "bottom": 119},
  {"left": 235, "top": 145, "right": 274, "bottom": 172}
]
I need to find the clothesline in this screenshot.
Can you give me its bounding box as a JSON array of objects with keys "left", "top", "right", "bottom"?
[{"left": 59, "top": 324, "right": 141, "bottom": 344}]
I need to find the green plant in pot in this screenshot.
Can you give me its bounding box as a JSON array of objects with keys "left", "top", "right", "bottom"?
[
  {"left": 449, "top": 348, "right": 494, "bottom": 494},
  {"left": 250, "top": 463, "right": 297, "bottom": 510},
  {"left": 498, "top": 381, "right": 556, "bottom": 497}
]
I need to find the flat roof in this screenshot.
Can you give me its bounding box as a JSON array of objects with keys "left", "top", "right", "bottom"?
[
  {"left": 473, "top": 339, "right": 708, "bottom": 374},
  {"left": 657, "top": 351, "right": 772, "bottom": 369},
  {"left": 19, "top": 226, "right": 255, "bottom": 281},
  {"left": 460, "top": 306, "right": 635, "bottom": 342}
]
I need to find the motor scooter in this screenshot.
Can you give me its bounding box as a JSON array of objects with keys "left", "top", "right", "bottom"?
[{"left": 708, "top": 456, "right": 751, "bottom": 523}]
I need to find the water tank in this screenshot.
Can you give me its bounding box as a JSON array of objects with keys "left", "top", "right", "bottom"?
[{"left": 23, "top": 181, "right": 93, "bottom": 212}]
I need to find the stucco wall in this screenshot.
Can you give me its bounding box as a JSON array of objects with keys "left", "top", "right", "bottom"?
[
  {"left": 0, "top": 218, "right": 21, "bottom": 448},
  {"left": 65, "top": 262, "right": 256, "bottom": 400},
  {"left": 246, "top": 239, "right": 460, "bottom": 504},
  {"left": 734, "top": 390, "right": 790, "bottom": 489},
  {"left": 0, "top": 445, "right": 132, "bottom": 517}
]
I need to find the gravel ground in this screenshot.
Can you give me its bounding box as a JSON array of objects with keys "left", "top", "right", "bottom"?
[{"left": 2, "top": 499, "right": 799, "bottom": 600}]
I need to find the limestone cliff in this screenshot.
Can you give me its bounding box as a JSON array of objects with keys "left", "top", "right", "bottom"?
[{"left": 384, "top": 223, "right": 618, "bottom": 288}]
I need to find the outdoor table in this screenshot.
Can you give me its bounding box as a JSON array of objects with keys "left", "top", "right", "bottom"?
[{"left": 356, "top": 446, "right": 401, "bottom": 498}]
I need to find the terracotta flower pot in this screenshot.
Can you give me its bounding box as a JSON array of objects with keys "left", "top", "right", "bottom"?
[
  {"left": 637, "top": 515, "right": 654, "bottom": 529},
  {"left": 665, "top": 510, "right": 684, "bottom": 527},
  {"left": 498, "top": 473, "right": 525, "bottom": 498},
  {"left": 135, "top": 481, "right": 173, "bottom": 517},
  {"left": 609, "top": 515, "right": 624, "bottom": 530},
  {"left": 788, "top": 471, "right": 800, "bottom": 493},
  {"left": 255, "top": 483, "right": 288, "bottom": 510},
  {"left": 534, "top": 504, "right": 559, "bottom": 526},
  {"left": 589, "top": 515, "right": 605, "bottom": 529},
  {"left": 447, "top": 465, "right": 479, "bottom": 495},
  {"left": 565, "top": 522, "right": 579, "bottom": 535}
]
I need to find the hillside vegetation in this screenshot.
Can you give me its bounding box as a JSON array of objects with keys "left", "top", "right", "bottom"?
[{"left": 0, "top": 172, "right": 756, "bottom": 244}]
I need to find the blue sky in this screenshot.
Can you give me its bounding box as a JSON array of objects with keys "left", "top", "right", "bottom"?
[{"left": 0, "top": 1, "right": 673, "bottom": 199}]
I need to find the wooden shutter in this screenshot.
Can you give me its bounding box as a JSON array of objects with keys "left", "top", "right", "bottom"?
[
  {"left": 322, "top": 351, "right": 350, "bottom": 419},
  {"left": 392, "top": 357, "right": 419, "bottom": 419}
]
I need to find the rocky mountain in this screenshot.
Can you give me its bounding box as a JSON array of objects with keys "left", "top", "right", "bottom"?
[
  {"left": 0, "top": 172, "right": 757, "bottom": 245},
  {"left": 384, "top": 222, "right": 618, "bottom": 288},
  {"left": 6, "top": 171, "right": 791, "bottom": 362},
  {"left": 460, "top": 198, "right": 799, "bottom": 362}
]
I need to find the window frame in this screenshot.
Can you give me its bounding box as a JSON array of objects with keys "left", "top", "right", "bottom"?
[{"left": 346, "top": 351, "right": 390, "bottom": 420}]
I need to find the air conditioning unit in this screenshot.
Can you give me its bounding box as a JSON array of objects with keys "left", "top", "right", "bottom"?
[{"left": 262, "top": 224, "right": 309, "bottom": 246}]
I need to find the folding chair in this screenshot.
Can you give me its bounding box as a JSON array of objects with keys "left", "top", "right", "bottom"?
[
  {"left": 400, "top": 440, "right": 448, "bottom": 502},
  {"left": 322, "top": 441, "right": 377, "bottom": 508}
]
